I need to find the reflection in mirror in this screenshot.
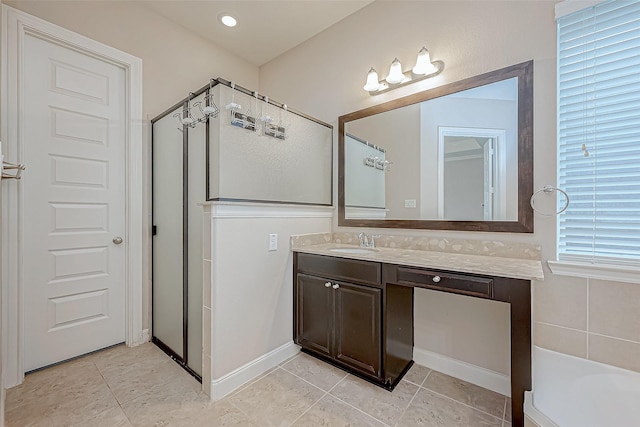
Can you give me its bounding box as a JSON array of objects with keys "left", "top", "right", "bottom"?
[
  {"left": 440, "top": 129, "right": 507, "bottom": 221},
  {"left": 346, "top": 78, "right": 518, "bottom": 221},
  {"left": 345, "top": 134, "right": 387, "bottom": 218},
  {"left": 339, "top": 61, "right": 533, "bottom": 232}
]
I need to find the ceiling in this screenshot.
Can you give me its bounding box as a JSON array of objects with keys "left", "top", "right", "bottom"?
[{"left": 141, "top": 1, "right": 374, "bottom": 67}]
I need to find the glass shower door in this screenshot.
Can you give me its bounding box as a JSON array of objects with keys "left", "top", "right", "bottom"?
[
  {"left": 152, "top": 93, "right": 205, "bottom": 379},
  {"left": 152, "top": 106, "right": 185, "bottom": 361}
]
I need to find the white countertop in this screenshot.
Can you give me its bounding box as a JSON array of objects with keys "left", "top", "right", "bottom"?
[{"left": 293, "top": 242, "right": 544, "bottom": 281}]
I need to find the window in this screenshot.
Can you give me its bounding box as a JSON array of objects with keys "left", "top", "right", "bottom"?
[{"left": 557, "top": 0, "right": 640, "bottom": 266}]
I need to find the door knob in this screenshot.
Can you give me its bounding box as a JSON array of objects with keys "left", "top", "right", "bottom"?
[
  {"left": 332, "top": 284, "right": 340, "bottom": 289},
  {"left": 324, "top": 282, "right": 332, "bottom": 288},
  {"left": 432, "top": 275, "right": 441, "bottom": 283},
  {"left": 113, "top": 236, "right": 124, "bottom": 245}
]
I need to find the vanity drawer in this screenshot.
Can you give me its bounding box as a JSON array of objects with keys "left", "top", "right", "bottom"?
[
  {"left": 393, "top": 266, "right": 493, "bottom": 299},
  {"left": 296, "top": 253, "right": 381, "bottom": 286}
]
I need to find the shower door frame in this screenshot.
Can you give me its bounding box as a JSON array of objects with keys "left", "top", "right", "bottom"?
[{"left": 151, "top": 90, "right": 210, "bottom": 382}]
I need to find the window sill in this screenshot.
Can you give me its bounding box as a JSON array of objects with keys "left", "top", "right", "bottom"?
[{"left": 548, "top": 261, "right": 640, "bottom": 284}]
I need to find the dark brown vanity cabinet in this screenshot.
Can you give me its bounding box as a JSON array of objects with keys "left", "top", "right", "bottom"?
[
  {"left": 296, "top": 273, "right": 382, "bottom": 378},
  {"left": 294, "top": 252, "right": 415, "bottom": 388},
  {"left": 295, "top": 274, "right": 333, "bottom": 359},
  {"left": 294, "top": 253, "right": 385, "bottom": 381},
  {"left": 294, "top": 251, "right": 532, "bottom": 427}
]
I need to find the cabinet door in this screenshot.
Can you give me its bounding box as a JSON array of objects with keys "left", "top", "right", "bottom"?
[
  {"left": 296, "top": 274, "right": 333, "bottom": 358},
  {"left": 334, "top": 282, "right": 382, "bottom": 379}
]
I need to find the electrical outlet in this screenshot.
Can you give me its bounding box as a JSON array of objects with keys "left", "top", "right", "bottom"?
[
  {"left": 269, "top": 233, "right": 278, "bottom": 251},
  {"left": 404, "top": 199, "right": 417, "bottom": 208}
]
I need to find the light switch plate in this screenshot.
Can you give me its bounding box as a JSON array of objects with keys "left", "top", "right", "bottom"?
[
  {"left": 404, "top": 199, "right": 417, "bottom": 208},
  {"left": 269, "top": 233, "right": 278, "bottom": 251}
]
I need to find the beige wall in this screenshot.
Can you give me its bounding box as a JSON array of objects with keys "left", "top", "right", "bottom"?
[
  {"left": 261, "top": 0, "right": 640, "bottom": 376},
  {"left": 5, "top": 0, "right": 260, "bottom": 333},
  {"left": 207, "top": 212, "right": 332, "bottom": 380}
]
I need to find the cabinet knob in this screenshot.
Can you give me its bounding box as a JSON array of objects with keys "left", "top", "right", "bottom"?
[
  {"left": 432, "top": 275, "right": 441, "bottom": 283},
  {"left": 325, "top": 282, "right": 332, "bottom": 288},
  {"left": 332, "top": 284, "right": 340, "bottom": 289}
]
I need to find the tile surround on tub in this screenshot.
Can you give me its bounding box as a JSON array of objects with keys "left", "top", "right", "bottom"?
[
  {"left": 588, "top": 334, "right": 640, "bottom": 373},
  {"left": 291, "top": 232, "right": 540, "bottom": 260},
  {"left": 533, "top": 275, "right": 587, "bottom": 330},
  {"left": 589, "top": 279, "right": 640, "bottom": 342},
  {"left": 533, "top": 322, "right": 587, "bottom": 359}
]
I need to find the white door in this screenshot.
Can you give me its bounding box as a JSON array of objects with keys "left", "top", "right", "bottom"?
[
  {"left": 483, "top": 138, "right": 495, "bottom": 221},
  {"left": 22, "top": 32, "right": 126, "bottom": 371}
]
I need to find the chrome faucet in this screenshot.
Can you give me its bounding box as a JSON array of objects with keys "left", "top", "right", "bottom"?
[{"left": 358, "top": 232, "right": 378, "bottom": 248}]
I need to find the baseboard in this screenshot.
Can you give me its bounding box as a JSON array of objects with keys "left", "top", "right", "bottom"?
[
  {"left": 142, "top": 329, "right": 150, "bottom": 343},
  {"left": 209, "top": 341, "right": 300, "bottom": 400},
  {"left": 413, "top": 347, "right": 511, "bottom": 397}
]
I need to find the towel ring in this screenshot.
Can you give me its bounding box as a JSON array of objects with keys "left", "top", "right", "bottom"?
[{"left": 530, "top": 185, "right": 569, "bottom": 217}]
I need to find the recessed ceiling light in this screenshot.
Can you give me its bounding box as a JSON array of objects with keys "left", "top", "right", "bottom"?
[{"left": 220, "top": 14, "right": 237, "bottom": 27}]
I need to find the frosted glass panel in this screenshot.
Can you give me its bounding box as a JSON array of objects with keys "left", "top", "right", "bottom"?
[
  {"left": 209, "top": 84, "right": 332, "bottom": 204},
  {"left": 152, "top": 108, "right": 184, "bottom": 359},
  {"left": 345, "top": 134, "right": 386, "bottom": 209},
  {"left": 187, "top": 94, "right": 204, "bottom": 376}
]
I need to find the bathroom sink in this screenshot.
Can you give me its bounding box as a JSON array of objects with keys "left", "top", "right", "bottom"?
[{"left": 329, "top": 247, "right": 377, "bottom": 255}]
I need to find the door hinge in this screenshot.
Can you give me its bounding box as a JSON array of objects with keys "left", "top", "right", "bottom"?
[{"left": 152, "top": 225, "right": 157, "bottom": 236}]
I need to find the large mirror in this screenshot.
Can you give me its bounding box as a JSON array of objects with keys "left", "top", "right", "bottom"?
[{"left": 338, "top": 61, "right": 533, "bottom": 232}]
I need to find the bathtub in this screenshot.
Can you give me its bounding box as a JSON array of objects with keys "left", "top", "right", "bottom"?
[{"left": 525, "top": 346, "right": 640, "bottom": 427}]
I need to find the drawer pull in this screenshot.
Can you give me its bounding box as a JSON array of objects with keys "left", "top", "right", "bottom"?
[
  {"left": 325, "top": 282, "right": 332, "bottom": 288},
  {"left": 332, "top": 284, "right": 340, "bottom": 289},
  {"left": 432, "top": 275, "right": 441, "bottom": 283}
]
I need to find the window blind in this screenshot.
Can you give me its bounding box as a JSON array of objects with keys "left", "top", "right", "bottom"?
[{"left": 558, "top": 0, "right": 640, "bottom": 265}]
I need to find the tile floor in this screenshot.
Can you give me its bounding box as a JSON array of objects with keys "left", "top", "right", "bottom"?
[{"left": 6, "top": 343, "right": 512, "bottom": 426}]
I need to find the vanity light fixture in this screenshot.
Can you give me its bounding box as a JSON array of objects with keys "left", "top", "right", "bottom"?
[{"left": 363, "top": 46, "right": 444, "bottom": 96}]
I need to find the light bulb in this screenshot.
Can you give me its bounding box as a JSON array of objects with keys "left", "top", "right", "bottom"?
[
  {"left": 385, "top": 58, "right": 405, "bottom": 84},
  {"left": 220, "top": 15, "right": 237, "bottom": 27},
  {"left": 363, "top": 67, "right": 381, "bottom": 91},
  {"left": 412, "top": 46, "right": 437, "bottom": 75}
]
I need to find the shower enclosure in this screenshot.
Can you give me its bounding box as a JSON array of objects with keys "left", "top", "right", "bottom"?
[
  {"left": 151, "top": 92, "right": 206, "bottom": 379},
  {"left": 151, "top": 79, "right": 332, "bottom": 381}
]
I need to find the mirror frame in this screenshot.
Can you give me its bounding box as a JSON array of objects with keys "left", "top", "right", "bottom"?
[{"left": 338, "top": 60, "right": 533, "bottom": 233}]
